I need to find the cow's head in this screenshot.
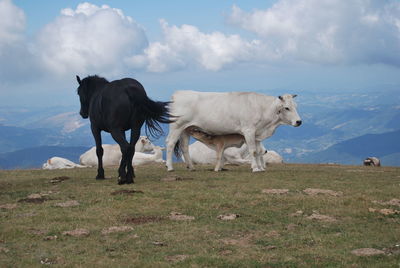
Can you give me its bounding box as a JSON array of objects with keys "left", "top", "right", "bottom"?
[{"left": 277, "top": 94, "right": 302, "bottom": 127}]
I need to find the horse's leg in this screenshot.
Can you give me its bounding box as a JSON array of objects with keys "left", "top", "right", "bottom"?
[
  {"left": 110, "top": 130, "right": 130, "bottom": 185},
  {"left": 126, "top": 125, "right": 142, "bottom": 184},
  {"left": 91, "top": 126, "right": 105, "bottom": 180}
]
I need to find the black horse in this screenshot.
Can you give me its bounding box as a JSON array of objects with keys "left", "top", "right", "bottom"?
[{"left": 76, "top": 75, "right": 173, "bottom": 184}]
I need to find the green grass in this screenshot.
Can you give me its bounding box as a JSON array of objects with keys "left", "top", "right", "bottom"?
[{"left": 1, "top": 163, "right": 400, "bottom": 267}]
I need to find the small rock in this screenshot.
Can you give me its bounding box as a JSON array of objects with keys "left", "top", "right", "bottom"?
[
  {"left": 303, "top": 188, "right": 343, "bottom": 197},
  {"left": 169, "top": 212, "right": 195, "bottom": 221},
  {"left": 290, "top": 210, "right": 304, "bottom": 217},
  {"left": 262, "top": 189, "right": 289, "bottom": 194},
  {"left": 265, "top": 245, "right": 277, "bottom": 250},
  {"left": 217, "top": 214, "right": 240, "bottom": 220},
  {"left": 0, "top": 203, "right": 17, "bottom": 210},
  {"left": 62, "top": 228, "right": 90, "bottom": 237},
  {"left": 152, "top": 241, "right": 166, "bottom": 246},
  {"left": 43, "top": 235, "right": 58, "bottom": 241},
  {"left": 265, "top": 231, "right": 280, "bottom": 238},
  {"left": 351, "top": 248, "right": 385, "bottom": 256},
  {"left": 101, "top": 226, "right": 134, "bottom": 235},
  {"left": 54, "top": 200, "right": 80, "bottom": 208}
]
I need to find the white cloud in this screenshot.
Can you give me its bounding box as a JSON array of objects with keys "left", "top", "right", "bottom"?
[
  {"left": 228, "top": 0, "right": 400, "bottom": 66},
  {"left": 36, "top": 2, "right": 148, "bottom": 76},
  {"left": 127, "top": 20, "right": 262, "bottom": 72},
  {"left": 0, "top": 0, "right": 25, "bottom": 50}
]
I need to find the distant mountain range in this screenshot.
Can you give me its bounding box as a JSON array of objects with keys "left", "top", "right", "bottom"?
[
  {"left": 296, "top": 129, "right": 400, "bottom": 166},
  {"left": 0, "top": 87, "right": 399, "bottom": 169}
]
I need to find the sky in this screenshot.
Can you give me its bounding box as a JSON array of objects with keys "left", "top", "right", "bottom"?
[{"left": 1, "top": 0, "right": 400, "bottom": 107}]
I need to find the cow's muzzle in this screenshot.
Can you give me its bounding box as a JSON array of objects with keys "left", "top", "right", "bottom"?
[{"left": 295, "top": 120, "right": 302, "bottom": 127}]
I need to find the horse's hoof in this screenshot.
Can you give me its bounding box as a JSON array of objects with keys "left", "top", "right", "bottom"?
[
  {"left": 252, "top": 168, "right": 263, "bottom": 173},
  {"left": 118, "top": 178, "right": 126, "bottom": 185},
  {"left": 96, "top": 176, "right": 105, "bottom": 180}
]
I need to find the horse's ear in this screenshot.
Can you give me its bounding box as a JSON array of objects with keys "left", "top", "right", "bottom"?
[
  {"left": 292, "top": 94, "right": 297, "bottom": 98},
  {"left": 76, "top": 75, "right": 82, "bottom": 85}
]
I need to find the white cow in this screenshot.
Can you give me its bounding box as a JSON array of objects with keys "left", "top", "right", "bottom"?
[
  {"left": 185, "top": 141, "right": 283, "bottom": 167},
  {"left": 166, "top": 91, "right": 301, "bottom": 172},
  {"left": 42, "top": 157, "right": 85, "bottom": 170},
  {"left": 132, "top": 145, "right": 165, "bottom": 166},
  {"left": 80, "top": 136, "right": 153, "bottom": 167}
]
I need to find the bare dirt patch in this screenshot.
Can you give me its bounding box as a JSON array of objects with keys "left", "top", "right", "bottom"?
[
  {"left": 169, "top": 212, "right": 195, "bottom": 221},
  {"left": 165, "top": 254, "right": 189, "bottom": 262},
  {"left": 0, "top": 203, "right": 17, "bottom": 210},
  {"left": 220, "top": 234, "right": 253, "bottom": 247},
  {"left": 110, "top": 189, "right": 144, "bottom": 195},
  {"left": 123, "top": 215, "right": 164, "bottom": 225},
  {"left": 368, "top": 207, "right": 400, "bottom": 215},
  {"left": 373, "top": 198, "right": 400, "bottom": 207},
  {"left": 43, "top": 235, "right": 58, "bottom": 241},
  {"left": 290, "top": 210, "right": 304, "bottom": 217},
  {"left": 54, "top": 200, "right": 80, "bottom": 208},
  {"left": 62, "top": 228, "right": 90, "bottom": 237},
  {"left": 307, "top": 212, "right": 337, "bottom": 223},
  {"left": 18, "top": 193, "right": 52, "bottom": 204},
  {"left": 49, "top": 176, "right": 71, "bottom": 184},
  {"left": 261, "top": 189, "right": 289, "bottom": 194},
  {"left": 351, "top": 248, "right": 385, "bottom": 256},
  {"left": 101, "top": 226, "right": 134, "bottom": 235},
  {"left": 303, "top": 188, "right": 343, "bottom": 197},
  {"left": 217, "top": 214, "right": 240, "bottom": 220}
]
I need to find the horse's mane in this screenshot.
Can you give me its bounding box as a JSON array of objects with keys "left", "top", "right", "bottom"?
[{"left": 78, "top": 75, "right": 109, "bottom": 96}]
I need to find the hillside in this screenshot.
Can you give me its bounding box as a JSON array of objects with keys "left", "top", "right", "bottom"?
[
  {"left": 0, "top": 146, "right": 90, "bottom": 169},
  {"left": 298, "top": 129, "right": 400, "bottom": 166},
  {"left": 1, "top": 164, "right": 399, "bottom": 266}
]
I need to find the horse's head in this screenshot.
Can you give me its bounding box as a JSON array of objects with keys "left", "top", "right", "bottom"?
[
  {"left": 76, "top": 75, "right": 90, "bottom": 119},
  {"left": 276, "top": 94, "right": 302, "bottom": 127},
  {"left": 76, "top": 75, "right": 108, "bottom": 119}
]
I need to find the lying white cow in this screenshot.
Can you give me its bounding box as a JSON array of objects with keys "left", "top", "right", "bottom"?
[
  {"left": 166, "top": 91, "right": 301, "bottom": 172},
  {"left": 132, "top": 145, "right": 165, "bottom": 166},
  {"left": 80, "top": 136, "right": 153, "bottom": 167},
  {"left": 185, "top": 141, "right": 283, "bottom": 167},
  {"left": 43, "top": 157, "right": 85, "bottom": 170}
]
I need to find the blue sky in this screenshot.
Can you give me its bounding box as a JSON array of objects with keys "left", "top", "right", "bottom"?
[{"left": 1, "top": 0, "right": 400, "bottom": 107}]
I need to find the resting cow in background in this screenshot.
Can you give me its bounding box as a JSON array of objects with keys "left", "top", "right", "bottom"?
[
  {"left": 43, "top": 157, "right": 85, "bottom": 170},
  {"left": 76, "top": 75, "right": 173, "bottom": 184},
  {"left": 80, "top": 136, "right": 154, "bottom": 167},
  {"left": 166, "top": 91, "right": 301, "bottom": 172},
  {"left": 363, "top": 157, "right": 381, "bottom": 167}
]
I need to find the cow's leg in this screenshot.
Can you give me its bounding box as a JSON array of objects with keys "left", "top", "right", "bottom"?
[
  {"left": 243, "top": 131, "right": 262, "bottom": 172},
  {"left": 111, "top": 130, "right": 130, "bottom": 185},
  {"left": 179, "top": 131, "right": 195, "bottom": 170},
  {"left": 166, "top": 125, "right": 185, "bottom": 171},
  {"left": 255, "top": 141, "right": 265, "bottom": 171},
  {"left": 214, "top": 142, "right": 225, "bottom": 172},
  {"left": 91, "top": 125, "right": 105, "bottom": 180}
]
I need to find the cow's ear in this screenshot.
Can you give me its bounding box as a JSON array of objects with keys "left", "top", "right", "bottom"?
[
  {"left": 292, "top": 94, "right": 297, "bottom": 98},
  {"left": 76, "top": 75, "right": 82, "bottom": 85},
  {"left": 278, "top": 96, "right": 283, "bottom": 101}
]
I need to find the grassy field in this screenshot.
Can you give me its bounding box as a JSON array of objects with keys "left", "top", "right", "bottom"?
[{"left": 1, "top": 163, "right": 399, "bottom": 267}]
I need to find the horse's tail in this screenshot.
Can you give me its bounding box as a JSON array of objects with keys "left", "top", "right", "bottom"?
[
  {"left": 174, "top": 139, "right": 181, "bottom": 158},
  {"left": 139, "top": 98, "right": 175, "bottom": 139}
]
